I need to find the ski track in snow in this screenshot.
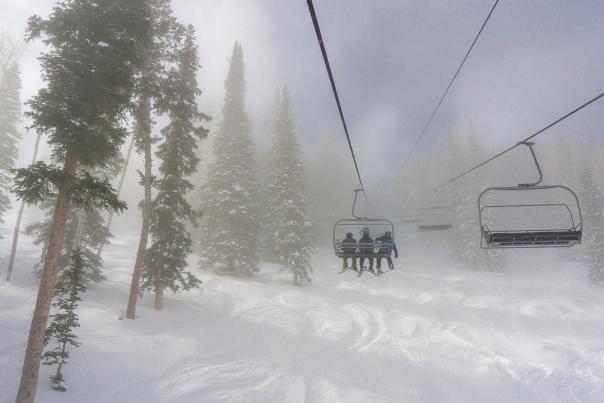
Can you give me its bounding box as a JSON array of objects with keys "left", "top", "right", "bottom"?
[{"left": 1, "top": 229, "right": 604, "bottom": 402}]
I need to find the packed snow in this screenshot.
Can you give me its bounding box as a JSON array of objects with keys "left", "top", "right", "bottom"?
[{"left": 1, "top": 227, "right": 603, "bottom": 403}]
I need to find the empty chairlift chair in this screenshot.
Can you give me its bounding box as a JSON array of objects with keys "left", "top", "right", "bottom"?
[
  {"left": 416, "top": 191, "right": 453, "bottom": 231},
  {"left": 416, "top": 206, "right": 453, "bottom": 231},
  {"left": 478, "top": 142, "right": 582, "bottom": 248}
]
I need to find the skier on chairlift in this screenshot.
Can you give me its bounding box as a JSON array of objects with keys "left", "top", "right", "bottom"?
[
  {"left": 340, "top": 232, "right": 358, "bottom": 272},
  {"left": 376, "top": 230, "right": 398, "bottom": 272},
  {"left": 358, "top": 227, "right": 375, "bottom": 273}
]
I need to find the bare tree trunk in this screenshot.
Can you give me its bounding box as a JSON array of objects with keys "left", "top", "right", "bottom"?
[
  {"left": 154, "top": 281, "right": 163, "bottom": 310},
  {"left": 154, "top": 230, "right": 166, "bottom": 310},
  {"left": 5, "top": 133, "right": 43, "bottom": 281},
  {"left": 126, "top": 96, "right": 152, "bottom": 320},
  {"left": 71, "top": 209, "right": 86, "bottom": 251},
  {"left": 96, "top": 133, "right": 135, "bottom": 259},
  {"left": 15, "top": 150, "right": 78, "bottom": 403}
]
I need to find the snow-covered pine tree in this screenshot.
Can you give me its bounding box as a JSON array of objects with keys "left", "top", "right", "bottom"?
[
  {"left": 447, "top": 132, "right": 469, "bottom": 259},
  {"left": 449, "top": 127, "right": 504, "bottom": 270},
  {"left": 579, "top": 164, "right": 604, "bottom": 283},
  {"left": 140, "top": 25, "right": 208, "bottom": 309},
  {"left": 42, "top": 248, "right": 88, "bottom": 392},
  {"left": 266, "top": 87, "right": 313, "bottom": 285},
  {"left": 198, "top": 42, "right": 260, "bottom": 276},
  {"left": 126, "top": 0, "right": 179, "bottom": 320},
  {"left": 0, "top": 60, "right": 21, "bottom": 226},
  {"left": 13, "top": 2, "right": 148, "bottom": 400}
]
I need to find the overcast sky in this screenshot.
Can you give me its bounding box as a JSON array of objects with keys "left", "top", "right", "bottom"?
[{"left": 2, "top": 0, "right": 604, "bottom": 201}]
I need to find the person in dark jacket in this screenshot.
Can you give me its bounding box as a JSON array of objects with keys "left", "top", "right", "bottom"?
[
  {"left": 358, "top": 227, "right": 375, "bottom": 272},
  {"left": 340, "top": 232, "right": 358, "bottom": 271},
  {"left": 375, "top": 231, "right": 398, "bottom": 272}
]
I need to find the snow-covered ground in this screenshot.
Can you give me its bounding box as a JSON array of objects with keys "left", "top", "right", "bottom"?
[{"left": 1, "top": 226, "right": 604, "bottom": 402}]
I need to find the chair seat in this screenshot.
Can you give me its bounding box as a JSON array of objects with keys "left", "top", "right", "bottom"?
[
  {"left": 485, "top": 230, "right": 582, "bottom": 246},
  {"left": 418, "top": 224, "right": 452, "bottom": 231},
  {"left": 336, "top": 252, "right": 392, "bottom": 258}
]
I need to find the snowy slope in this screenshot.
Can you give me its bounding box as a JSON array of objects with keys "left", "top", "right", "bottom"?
[{"left": 1, "top": 227, "right": 604, "bottom": 403}]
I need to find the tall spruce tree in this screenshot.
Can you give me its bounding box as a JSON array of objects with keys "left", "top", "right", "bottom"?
[
  {"left": 198, "top": 42, "right": 260, "bottom": 276},
  {"left": 266, "top": 87, "right": 313, "bottom": 285},
  {"left": 12, "top": 2, "right": 148, "bottom": 401},
  {"left": 0, "top": 60, "right": 21, "bottom": 226},
  {"left": 449, "top": 128, "right": 504, "bottom": 270},
  {"left": 126, "top": 0, "right": 178, "bottom": 320},
  {"left": 42, "top": 248, "right": 88, "bottom": 392},
  {"left": 579, "top": 164, "right": 604, "bottom": 283},
  {"left": 139, "top": 25, "right": 208, "bottom": 309}
]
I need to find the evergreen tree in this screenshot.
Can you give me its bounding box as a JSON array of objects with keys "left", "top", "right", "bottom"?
[
  {"left": 266, "top": 87, "right": 313, "bottom": 285},
  {"left": 13, "top": 2, "right": 148, "bottom": 401},
  {"left": 579, "top": 164, "right": 604, "bottom": 283},
  {"left": 447, "top": 133, "right": 469, "bottom": 260},
  {"left": 42, "top": 248, "right": 88, "bottom": 392},
  {"left": 25, "top": 195, "right": 112, "bottom": 283},
  {"left": 25, "top": 158, "right": 122, "bottom": 283},
  {"left": 0, "top": 60, "right": 21, "bottom": 226},
  {"left": 449, "top": 127, "right": 504, "bottom": 270},
  {"left": 140, "top": 25, "right": 208, "bottom": 309},
  {"left": 126, "top": 0, "right": 179, "bottom": 320},
  {"left": 198, "top": 42, "right": 260, "bottom": 276}
]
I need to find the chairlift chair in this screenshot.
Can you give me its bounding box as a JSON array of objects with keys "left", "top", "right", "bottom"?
[
  {"left": 333, "top": 190, "right": 395, "bottom": 263},
  {"left": 478, "top": 142, "right": 582, "bottom": 248},
  {"left": 416, "top": 207, "right": 453, "bottom": 231},
  {"left": 416, "top": 190, "right": 453, "bottom": 230}
]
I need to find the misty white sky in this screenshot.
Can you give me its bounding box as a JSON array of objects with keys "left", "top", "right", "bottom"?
[{"left": 2, "top": 0, "right": 604, "bottom": 200}]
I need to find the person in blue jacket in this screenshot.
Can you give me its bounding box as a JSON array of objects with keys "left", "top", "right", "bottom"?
[{"left": 375, "top": 231, "right": 398, "bottom": 271}]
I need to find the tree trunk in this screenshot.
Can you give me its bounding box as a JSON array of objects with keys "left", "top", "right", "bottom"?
[
  {"left": 126, "top": 96, "right": 152, "bottom": 320},
  {"left": 73, "top": 211, "right": 85, "bottom": 249},
  {"left": 154, "top": 281, "right": 163, "bottom": 310},
  {"left": 96, "top": 133, "right": 135, "bottom": 259},
  {"left": 154, "top": 229, "right": 166, "bottom": 310},
  {"left": 5, "top": 133, "right": 43, "bottom": 282},
  {"left": 15, "top": 150, "right": 78, "bottom": 403}
]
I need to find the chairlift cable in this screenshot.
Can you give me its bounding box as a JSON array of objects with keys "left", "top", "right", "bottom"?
[
  {"left": 400, "top": 0, "right": 500, "bottom": 172},
  {"left": 306, "top": 0, "right": 368, "bottom": 200},
  {"left": 432, "top": 89, "right": 604, "bottom": 191}
]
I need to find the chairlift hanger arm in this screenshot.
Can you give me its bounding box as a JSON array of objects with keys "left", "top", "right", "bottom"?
[
  {"left": 518, "top": 142, "right": 543, "bottom": 187},
  {"left": 352, "top": 189, "right": 368, "bottom": 219}
]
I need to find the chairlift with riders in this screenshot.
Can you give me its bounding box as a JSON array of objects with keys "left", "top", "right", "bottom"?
[{"left": 333, "top": 190, "right": 396, "bottom": 276}]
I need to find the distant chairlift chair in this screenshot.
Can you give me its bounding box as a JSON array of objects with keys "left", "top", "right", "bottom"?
[
  {"left": 416, "top": 190, "right": 453, "bottom": 231},
  {"left": 478, "top": 142, "right": 582, "bottom": 248},
  {"left": 416, "top": 206, "right": 453, "bottom": 231}
]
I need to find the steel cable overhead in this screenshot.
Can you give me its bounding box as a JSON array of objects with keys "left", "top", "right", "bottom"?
[
  {"left": 306, "top": 0, "right": 367, "bottom": 196},
  {"left": 400, "top": 0, "right": 500, "bottom": 172},
  {"left": 432, "top": 89, "right": 604, "bottom": 191}
]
